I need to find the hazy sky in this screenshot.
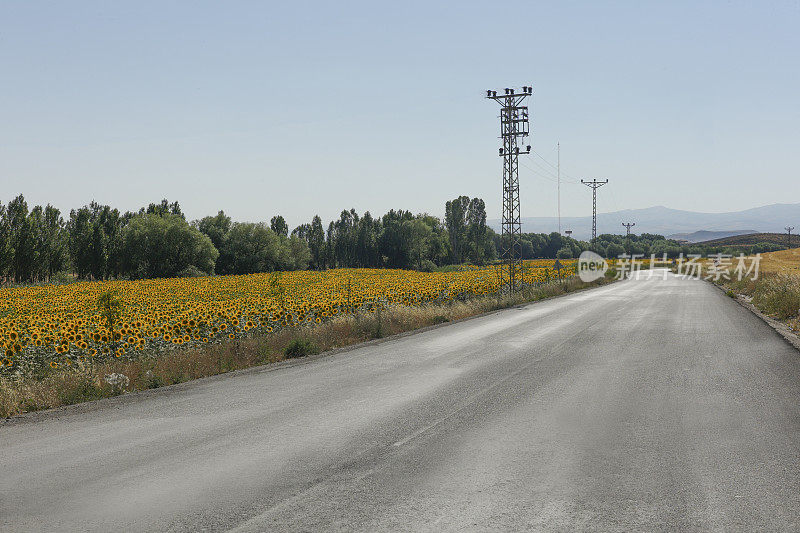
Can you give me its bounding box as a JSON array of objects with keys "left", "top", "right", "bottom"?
[{"left": 2, "top": 1, "right": 798, "bottom": 229}]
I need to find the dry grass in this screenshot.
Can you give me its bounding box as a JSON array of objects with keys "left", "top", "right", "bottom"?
[
  {"left": 0, "top": 275, "right": 610, "bottom": 418},
  {"left": 718, "top": 248, "right": 800, "bottom": 331},
  {"left": 758, "top": 247, "right": 800, "bottom": 275}
]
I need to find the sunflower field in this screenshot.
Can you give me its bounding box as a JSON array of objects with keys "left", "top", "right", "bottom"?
[{"left": 0, "top": 260, "right": 574, "bottom": 376}]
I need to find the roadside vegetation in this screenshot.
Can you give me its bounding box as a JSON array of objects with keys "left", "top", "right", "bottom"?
[
  {"left": 0, "top": 268, "right": 613, "bottom": 418},
  {"left": 705, "top": 248, "right": 800, "bottom": 333}
]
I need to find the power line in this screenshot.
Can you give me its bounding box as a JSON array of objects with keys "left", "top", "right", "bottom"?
[{"left": 529, "top": 148, "right": 581, "bottom": 183}]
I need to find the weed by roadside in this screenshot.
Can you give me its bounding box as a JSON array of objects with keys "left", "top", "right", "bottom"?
[
  {"left": 751, "top": 275, "right": 800, "bottom": 320},
  {"left": 715, "top": 271, "right": 800, "bottom": 325},
  {"left": 285, "top": 338, "right": 319, "bottom": 359}
]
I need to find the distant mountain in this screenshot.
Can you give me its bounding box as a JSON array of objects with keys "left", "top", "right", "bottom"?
[
  {"left": 666, "top": 230, "right": 757, "bottom": 243},
  {"left": 488, "top": 203, "right": 800, "bottom": 241}
]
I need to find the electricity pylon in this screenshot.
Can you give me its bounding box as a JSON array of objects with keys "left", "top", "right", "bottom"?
[
  {"left": 581, "top": 179, "right": 608, "bottom": 242},
  {"left": 787, "top": 226, "right": 795, "bottom": 248},
  {"left": 486, "top": 86, "right": 532, "bottom": 292},
  {"left": 622, "top": 222, "right": 635, "bottom": 237}
]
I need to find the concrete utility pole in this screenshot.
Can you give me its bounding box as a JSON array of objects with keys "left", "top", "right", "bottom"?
[
  {"left": 486, "top": 86, "right": 532, "bottom": 292},
  {"left": 787, "top": 226, "right": 795, "bottom": 248},
  {"left": 622, "top": 222, "right": 635, "bottom": 237},
  {"left": 581, "top": 179, "right": 608, "bottom": 242}
]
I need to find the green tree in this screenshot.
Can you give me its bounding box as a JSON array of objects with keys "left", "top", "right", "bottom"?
[
  {"left": 66, "top": 202, "right": 123, "bottom": 280},
  {"left": 379, "top": 209, "right": 414, "bottom": 268},
  {"left": 466, "top": 198, "right": 488, "bottom": 264},
  {"left": 67, "top": 206, "right": 92, "bottom": 279},
  {"left": 308, "top": 215, "right": 326, "bottom": 269},
  {"left": 26, "top": 206, "right": 46, "bottom": 282},
  {"left": 140, "top": 199, "right": 184, "bottom": 219},
  {"left": 0, "top": 202, "right": 12, "bottom": 282},
  {"left": 605, "top": 243, "right": 625, "bottom": 258},
  {"left": 286, "top": 235, "right": 311, "bottom": 270},
  {"left": 403, "top": 218, "right": 433, "bottom": 270},
  {"left": 270, "top": 215, "right": 289, "bottom": 238},
  {"left": 195, "top": 211, "right": 231, "bottom": 269},
  {"left": 118, "top": 214, "right": 218, "bottom": 279},
  {"left": 7, "top": 194, "right": 34, "bottom": 283},
  {"left": 445, "top": 196, "right": 470, "bottom": 263},
  {"left": 355, "top": 211, "right": 380, "bottom": 267},
  {"left": 42, "top": 205, "right": 67, "bottom": 280},
  {"left": 217, "top": 222, "right": 309, "bottom": 275}
]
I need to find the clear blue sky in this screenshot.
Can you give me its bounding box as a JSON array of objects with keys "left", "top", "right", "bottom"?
[{"left": 2, "top": 1, "right": 798, "bottom": 229}]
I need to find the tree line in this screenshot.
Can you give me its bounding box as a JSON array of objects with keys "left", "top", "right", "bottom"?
[
  {"left": 0, "top": 194, "right": 502, "bottom": 284},
  {"left": 4, "top": 193, "right": 771, "bottom": 286},
  {"left": 581, "top": 233, "right": 784, "bottom": 260}
]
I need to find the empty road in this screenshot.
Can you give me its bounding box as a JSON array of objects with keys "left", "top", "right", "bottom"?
[{"left": 2, "top": 272, "right": 799, "bottom": 532}]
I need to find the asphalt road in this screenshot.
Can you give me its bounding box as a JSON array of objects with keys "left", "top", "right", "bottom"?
[{"left": 2, "top": 272, "right": 800, "bottom": 532}]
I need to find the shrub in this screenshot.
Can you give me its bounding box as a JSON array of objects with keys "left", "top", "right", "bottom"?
[
  {"left": 50, "top": 271, "right": 75, "bottom": 285},
  {"left": 752, "top": 275, "right": 800, "bottom": 319},
  {"left": 556, "top": 247, "right": 573, "bottom": 259},
  {"left": 176, "top": 265, "right": 208, "bottom": 278},
  {"left": 284, "top": 338, "right": 319, "bottom": 359},
  {"left": 436, "top": 264, "right": 467, "bottom": 273},
  {"left": 431, "top": 314, "right": 449, "bottom": 325},
  {"left": 58, "top": 376, "right": 104, "bottom": 406},
  {"left": 417, "top": 259, "right": 437, "bottom": 273}
]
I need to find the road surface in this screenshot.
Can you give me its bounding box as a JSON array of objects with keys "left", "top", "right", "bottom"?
[{"left": 2, "top": 272, "right": 799, "bottom": 532}]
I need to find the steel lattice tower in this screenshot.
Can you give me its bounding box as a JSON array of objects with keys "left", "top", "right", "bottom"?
[
  {"left": 787, "top": 226, "right": 795, "bottom": 248},
  {"left": 622, "top": 222, "right": 635, "bottom": 237},
  {"left": 486, "top": 86, "right": 532, "bottom": 292},
  {"left": 581, "top": 179, "right": 608, "bottom": 242}
]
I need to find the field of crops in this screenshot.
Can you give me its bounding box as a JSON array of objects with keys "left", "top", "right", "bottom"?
[{"left": 0, "top": 260, "right": 574, "bottom": 376}]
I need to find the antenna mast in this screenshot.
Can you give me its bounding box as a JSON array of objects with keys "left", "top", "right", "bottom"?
[{"left": 557, "top": 142, "right": 561, "bottom": 234}]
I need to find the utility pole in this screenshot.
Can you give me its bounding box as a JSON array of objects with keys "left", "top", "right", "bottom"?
[
  {"left": 557, "top": 142, "right": 561, "bottom": 234},
  {"left": 787, "top": 226, "right": 795, "bottom": 248},
  {"left": 486, "top": 86, "right": 532, "bottom": 292},
  {"left": 581, "top": 179, "right": 608, "bottom": 242},
  {"left": 622, "top": 222, "right": 635, "bottom": 237}
]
